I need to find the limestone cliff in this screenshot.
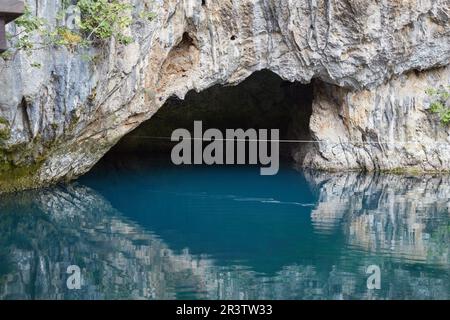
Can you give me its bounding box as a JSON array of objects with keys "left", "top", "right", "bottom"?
[{"left": 0, "top": 0, "right": 450, "bottom": 192}]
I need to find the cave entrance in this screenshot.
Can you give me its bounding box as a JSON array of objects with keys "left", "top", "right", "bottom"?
[{"left": 96, "top": 70, "right": 313, "bottom": 170}]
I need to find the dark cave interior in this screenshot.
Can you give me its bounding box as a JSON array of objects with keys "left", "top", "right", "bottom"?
[{"left": 95, "top": 70, "right": 314, "bottom": 169}]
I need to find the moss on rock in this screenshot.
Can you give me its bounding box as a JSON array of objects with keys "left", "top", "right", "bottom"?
[
  {"left": 0, "top": 117, "right": 11, "bottom": 141},
  {"left": 0, "top": 161, "right": 42, "bottom": 194}
]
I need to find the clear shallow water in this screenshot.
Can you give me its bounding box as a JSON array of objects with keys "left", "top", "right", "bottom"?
[{"left": 0, "top": 161, "right": 449, "bottom": 300}]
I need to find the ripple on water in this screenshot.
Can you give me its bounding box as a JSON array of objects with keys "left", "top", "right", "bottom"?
[{"left": 0, "top": 166, "right": 448, "bottom": 299}]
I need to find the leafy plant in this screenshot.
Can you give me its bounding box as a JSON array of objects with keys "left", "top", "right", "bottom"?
[
  {"left": 77, "top": 0, "right": 134, "bottom": 45},
  {"left": 30, "top": 62, "right": 42, "bottom": 68},
  {"left": 139, "top": 11, "right": 157, "bottom": 22},
  {"left": 426, "top": 86, "right": 450, "bottom": 125},
  {"left": 1, "top": 1, "right": 156, "bottom": 63},
  {"left": 6, "top": 5, "right": 46, "bottom": 54}
]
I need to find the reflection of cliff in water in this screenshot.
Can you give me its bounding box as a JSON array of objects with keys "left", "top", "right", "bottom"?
[
  {"left": 307, "top": 172, "right": 450, "bottom": 267},
  {"left": 0, "top": 171, "right": 449, "bottom": 300},
  {"left": 0, "top": 185, "right": 219, "bottom": 299}
]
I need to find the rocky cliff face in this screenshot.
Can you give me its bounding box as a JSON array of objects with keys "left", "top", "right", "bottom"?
[
  {"left": 300, "top": 67, "right": 450, "bottom": 171},
  {"left": 0, "top": 0, "right": 450, "bottom": 192}
]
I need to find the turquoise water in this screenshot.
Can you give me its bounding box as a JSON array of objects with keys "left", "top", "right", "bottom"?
[{"left": 0, "top": 160, "right": 449, "bottom": 300}]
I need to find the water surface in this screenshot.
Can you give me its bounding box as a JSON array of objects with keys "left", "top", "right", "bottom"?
[{"left": 0, "top": 161, "right": 449, "bottom": 299}]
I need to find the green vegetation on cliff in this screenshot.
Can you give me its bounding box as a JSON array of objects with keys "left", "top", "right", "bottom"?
[
  {"left": 1, "top": 0, "right": 155, "bottom": 62},
  {"left": 426, "top": 86, "right": 450, "bottom": 125}
]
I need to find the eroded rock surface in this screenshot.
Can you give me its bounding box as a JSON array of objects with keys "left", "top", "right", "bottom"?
[
  {"left": 300, "top": 67, "right": 450, "bottom": 171},
  {"left": 0, "top": 0, "right": 450, "bottom": 191}
]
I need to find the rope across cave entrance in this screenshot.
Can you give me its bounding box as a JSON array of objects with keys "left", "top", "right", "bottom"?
[{"left": 95, "top": 70, "right": 314, "bottom": 168}]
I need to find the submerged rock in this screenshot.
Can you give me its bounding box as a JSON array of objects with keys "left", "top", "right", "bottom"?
[{"left": 0, "top": 0, "right": 450, "bottom": 192}]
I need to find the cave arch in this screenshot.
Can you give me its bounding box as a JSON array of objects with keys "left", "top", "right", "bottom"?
[{"left": 94, "top": 70, "right": 314, "bottom": 170}]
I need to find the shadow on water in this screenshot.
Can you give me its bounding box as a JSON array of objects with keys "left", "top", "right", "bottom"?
[{"left": 0, "top": 160, "right": 449, "bottom": 300}]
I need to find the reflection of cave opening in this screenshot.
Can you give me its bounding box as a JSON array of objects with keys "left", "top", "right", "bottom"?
[{"left": 97, "top": 70, "right": 313, "bottom": 169}]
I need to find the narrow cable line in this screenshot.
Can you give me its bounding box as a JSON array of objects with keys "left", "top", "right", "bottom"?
[{"left": 128, "top": 135, "right": 450, "bottom": 145}]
